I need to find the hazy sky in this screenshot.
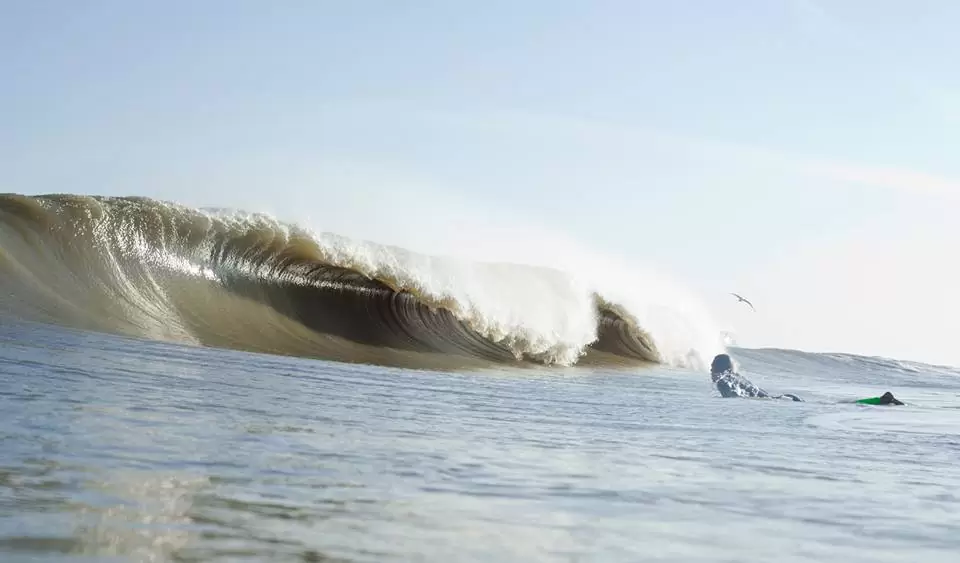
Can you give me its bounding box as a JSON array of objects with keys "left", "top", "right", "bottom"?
[{"left": 4, "top": 0, "right": 960, "bottom": 365}]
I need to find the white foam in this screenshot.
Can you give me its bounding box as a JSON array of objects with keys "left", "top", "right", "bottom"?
[
  {"left": 307, "top": 227, "right": 723, "bottom": 368},
  {"left": 202, "top": 205, "right": 726, "bottom": 368}
]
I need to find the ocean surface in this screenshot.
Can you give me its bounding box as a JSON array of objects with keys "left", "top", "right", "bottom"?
[{"left": 2, "top": 194, "right": 960, "bottom": 561}]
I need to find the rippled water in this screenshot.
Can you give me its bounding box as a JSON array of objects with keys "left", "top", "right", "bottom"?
[{"left": 2, "top": 320, "right": 959, "bottom": 562}]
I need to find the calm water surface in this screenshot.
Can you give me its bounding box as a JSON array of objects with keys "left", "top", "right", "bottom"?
[{"left": 2, "top": 320, "right": 959, "bottom": 562}]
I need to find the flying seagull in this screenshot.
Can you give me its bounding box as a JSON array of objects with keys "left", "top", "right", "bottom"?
[{"left": 730, "top": 293, "right": 756, "bottom": 312}]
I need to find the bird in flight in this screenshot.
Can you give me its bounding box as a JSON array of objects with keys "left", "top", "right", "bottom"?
[{"left": 730, "top": 293, "right": 756, "bottom": 312}]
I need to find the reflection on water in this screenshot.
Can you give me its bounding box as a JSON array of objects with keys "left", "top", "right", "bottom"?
[{"left": 70, "top": 472, "right": 207, "bottom": 561}]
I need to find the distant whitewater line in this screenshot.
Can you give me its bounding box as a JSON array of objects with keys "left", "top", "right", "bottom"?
[{"left": 0, "top": 194, "right": 723, "bottom": 370}]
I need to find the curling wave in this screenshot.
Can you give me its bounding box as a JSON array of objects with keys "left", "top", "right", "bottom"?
[{"left": 0, "top": 194, "right": 722, "bottom": 370}]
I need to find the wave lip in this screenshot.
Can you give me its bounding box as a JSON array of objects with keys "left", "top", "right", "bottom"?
[{"left": 0, "top": 193, "right": 722, "bottom": 370}]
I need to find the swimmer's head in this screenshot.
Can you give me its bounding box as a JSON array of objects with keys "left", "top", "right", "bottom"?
[
  {"left": 710, "top": 353, "right": 737, "bottom": 375},
  {"left": 880, "top": 391, "right": 905, "bottom": 406}
]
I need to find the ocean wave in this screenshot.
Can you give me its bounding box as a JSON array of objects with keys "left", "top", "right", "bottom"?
[{"left": 0, "top": 194, "right": 723, "bottom": 370}]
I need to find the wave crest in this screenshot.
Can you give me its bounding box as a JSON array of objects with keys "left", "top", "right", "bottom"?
[{"left": 0, "top": 194, "right": 722, "bottom": 370}]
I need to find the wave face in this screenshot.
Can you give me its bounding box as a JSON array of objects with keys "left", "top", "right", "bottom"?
[
  {"left": 0, "top": 194, "right": 723, "bottom": 370},
  {"left": 731, "top": 347, "right": 960, "bottom": 388}
]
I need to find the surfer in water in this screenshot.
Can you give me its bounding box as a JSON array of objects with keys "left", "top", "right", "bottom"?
[
  {"left": 709, "top": 354, "right": 905, "bottom": 405},
  {"left": 852, "top": 391, "right": 905, "bottom": 406},
  {"left": 710, "top": 354, "right": 802, "bottom": 401}
]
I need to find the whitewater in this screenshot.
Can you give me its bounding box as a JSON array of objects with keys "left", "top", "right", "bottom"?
[{"left": 2, "top": 193, "right": 960, "bottom": 562}]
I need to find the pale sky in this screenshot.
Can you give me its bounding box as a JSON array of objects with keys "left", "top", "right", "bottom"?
[{"left": 3, "top": 1, "right": 960, "bottom": 365}]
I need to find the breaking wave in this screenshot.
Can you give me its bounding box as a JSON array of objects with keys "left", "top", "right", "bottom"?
[{"left": 0, "top": 194, "right": 723, "bottom": 370}]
